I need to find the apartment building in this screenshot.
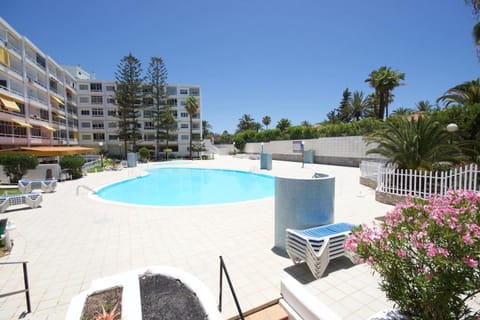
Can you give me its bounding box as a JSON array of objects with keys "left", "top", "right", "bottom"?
[
  {"left": 75, "top": 77, "right": 202, "bottom": 157},
  {"left": 0, "top": 17, "right": 202, "bottom": 158},
  {"left": 0, "top": 18, "right": 78, "bottom": 148}
]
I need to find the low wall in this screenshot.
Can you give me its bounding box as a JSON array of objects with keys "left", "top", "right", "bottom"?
[
  {"left": 375, "top": 191, "right": 406, "bottom": 206},
  {"left": 0, "top": 164, "right": 62, "bottom": 184},
  {"left": 243, "top": 136, "right": 384, "bottom": 167}
]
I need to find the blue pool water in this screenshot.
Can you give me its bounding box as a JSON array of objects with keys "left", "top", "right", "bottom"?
[{"left": 96, "top": 167, "right": 275, "bottom": 206}]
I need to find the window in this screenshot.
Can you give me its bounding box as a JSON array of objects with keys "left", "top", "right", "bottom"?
[
  {"left": 106, "top": 85, "right": 115, "bottom": 92},
  {"left": 81, "top": 134, "right": 91, "bottom": 140},
  {"left": 107, "top": 110, "right": 117, "bottom": 117},
  {"left": 107, "top": 97, "right": 115, "bottom": 104},
  {"left": 180, "top": 112, "right": 188, "bottom": 118},
  {"left": 108, "top": 122, "right": 117, "bottom": 128},
  {"left": 80, "top": 109, "right": 90, "bottom": 116},
  {"left": 144, "top": 134, "right": 155, "bottom": 141},
  {"left": 90, "top": 83, "right": 102, "bottom": 92},
  {"left": 179, "top": 89, "right": 188, "bottom": 95},
  {"left": 92, "top": 108, "right": 104, "bottom": 117},
  {"left": 81, "top": 122, "right": 91, "bottom": 128},
  {"left": 180, "top": 100, "right": 186, "bottom": 106},
  {"left": 92, "top": 121, "right": 104, "bottom": 129},
  {"left": 144, "top": 121, "right": 154, "bottom": 129},
  {"left": 181, "top": 135, "right": 189, "bottom": 140},
  {"left": 167, "top": 99, "right": 177, "bottom": 106},
  {"left": 35, "top": 53, "right": 46, "bottom": 69},
  {"left": 108, "top": 134, "right": 118, "bottom": 140},
  {"left": 79, "top": 97, "right": 89, "bottom": 104},
  {"left": 143, "top": 110, "right": 153, "bottom": 118},
  {"left": 189, "top": 88, "right": 200, "bottom": 96},
  {"left": 79, "top": 84, "right": 89, "bottom": 91},
  {"left": 180, "top": 123, "right": 188, "bottom": 129},
  {"left": 91, "top": 96, "right": 103, "bottom": 105},
  {"left": 93, "top": 133, "right": 105, "bottom": 141},
  {"left": 166, "top": 86, "right": 177, "bottom": 96}
]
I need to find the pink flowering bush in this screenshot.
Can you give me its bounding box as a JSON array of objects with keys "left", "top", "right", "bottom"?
[{"left": 345, "top": 190, "right": 480, "bottom": 320}]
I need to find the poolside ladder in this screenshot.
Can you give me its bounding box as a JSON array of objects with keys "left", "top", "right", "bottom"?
[
  {"left": 0, "top": 261, "right": 31, "bottom": 316},
  {"left": 76, "top": 185, "right": 96, "bottom": 196},
  {"left": 218, "top": 256, "right": 245, "bottom": 320}
]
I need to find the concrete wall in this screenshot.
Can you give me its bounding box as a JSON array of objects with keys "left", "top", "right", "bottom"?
[{"left": 244, "top": 136, "right": 384, "bottom": 167}]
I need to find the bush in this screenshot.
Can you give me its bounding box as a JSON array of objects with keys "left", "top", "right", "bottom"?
[
  {"left": 0, "top": 154, "right": 38, "bottom": 183},
  {"left": 59, "top": 155, "right": 86, "bottom": 179},
  {"left": 138, "top": 147, "right": 150, "bottom": 162},
  {"left": 345, "top": 190, "right": 480, "bottom": 319}
]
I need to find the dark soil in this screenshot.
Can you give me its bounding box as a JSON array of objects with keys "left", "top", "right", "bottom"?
[
  {"left": 140, "top": 273, "right": 208, "bottom": 320},
  {"left": 81, "top": 286, "right": 122, "bottom": 320}
]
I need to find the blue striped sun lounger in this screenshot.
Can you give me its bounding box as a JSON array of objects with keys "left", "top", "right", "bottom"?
[{"left": 286, "top": 222, "right": 356, "bottom": 279}]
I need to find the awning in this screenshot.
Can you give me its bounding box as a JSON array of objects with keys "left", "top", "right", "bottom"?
[
  {"left": 13, "top": 120, "right": 33, "bottom": 128},
  {"left": 41, "top": 124, "right": 56, "bottom": 131},
  {"left": 50, "top": 95, "right": 64, "bottom": 105},
  {"left": 0, "top": 47, "right": 10, "bottom": 67},
  {"left": 0, "top": 146, "right": 97, "bottom": 157},
  {"left": 56, "top": 114, "right": 66, "bottom": 120},
  {"left": 0, "top": 96, "right": 21, "bottom": 112}
]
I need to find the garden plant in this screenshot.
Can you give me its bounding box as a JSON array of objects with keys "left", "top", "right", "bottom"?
[{"left": 345, "top": 190, "right": 480, "bottom": 320}]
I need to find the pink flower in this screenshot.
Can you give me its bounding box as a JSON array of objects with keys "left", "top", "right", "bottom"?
[
  {"left": 462, "top": 234, "right": 473, "bottom": 245},
  {"left": 463, "top": 257, "right": 478, "bottom": 268},
  {"left": 425, "top": 274, "right": 433, "bottom": 281},
  {"left": 396, "top": 249, "right": 406, "bottom": 258}
]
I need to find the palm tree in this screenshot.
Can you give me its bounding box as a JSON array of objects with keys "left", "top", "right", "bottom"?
[
  {"left": 437, "top": 78, "right": 480, "bottom": 107},
  {"left": 365, "top": 116, "right": 464, "bottom": 170},
  {"left": 185, "top": 96, "right": 199, "bottom": 159},
  {"left": 202, "top": 120, "right": 212, "bottom": 139},
  {"left": 300, "top": 120, "right": 311, "bottom": 127},
  {"left": 415, "top": 100, "right": 434, "bottom": 112},
  {"left": 350, "top": 91, "right": 368, "bottom": 120},
  {"left": 365, "top": 66, "right": 405, "bottom": 120},
  {"left": 262, "top": 116, "right": 271, "bottom": 129},
  {"left": 237, "top": 114, "right": 260, "bottom": 132},
  {"left": 391, "top": 107, "right": 413, "bottom": 116},
  {"left": 276, "top": 118, "right": 292, "bottom": 132}
]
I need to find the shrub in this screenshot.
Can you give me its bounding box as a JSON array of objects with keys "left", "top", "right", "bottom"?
[
  {"left": 345, "top": 190, "right": 480, "bottom": 320},
  {"left": 59, "top": 155, "right": 86, "bottom": 179},
  {"left": 138, "top": 147, "right": 150, "bottom": 162},
  {"left": 0, "top": 154, "right": 38, "bottom": 183}
]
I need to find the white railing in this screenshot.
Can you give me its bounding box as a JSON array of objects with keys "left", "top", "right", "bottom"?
[
  {"left": 359, "top": 160, "right": 388, "bottom": 179},
  {"left": 377, "top": 163, "right": 479, "bottom": 198}
]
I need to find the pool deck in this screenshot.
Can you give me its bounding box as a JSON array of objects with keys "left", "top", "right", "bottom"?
[{"left": 0, "top": 156, "right": 395, "bottom": 319}]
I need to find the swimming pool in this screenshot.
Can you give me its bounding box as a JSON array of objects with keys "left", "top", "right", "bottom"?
[{"left": 96, "top": 167, "right": 275, "bottom": 206}]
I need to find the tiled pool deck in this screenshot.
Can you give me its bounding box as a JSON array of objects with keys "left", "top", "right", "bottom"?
[{"left": 0, "top": 156, "right": 395, "bottom": 319}]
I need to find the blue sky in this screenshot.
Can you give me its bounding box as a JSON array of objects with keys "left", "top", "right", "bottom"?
[{"left": 3, "top": 0, "right": 479, "bottom": 133}]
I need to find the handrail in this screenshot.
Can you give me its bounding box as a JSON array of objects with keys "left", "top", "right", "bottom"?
[
  {"left": 0, "top": 261, "right": 31, "bottom": 314},
  {"left": 218, "top": 256, "right": 244, "bottom": 320},
  {"left": 76, "top": 185, "right": 96, "bottom": 196}
]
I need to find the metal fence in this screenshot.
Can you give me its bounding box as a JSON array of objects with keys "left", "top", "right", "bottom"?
[{"left": 377, "top": 163, "right": 479, "bottom": 198}]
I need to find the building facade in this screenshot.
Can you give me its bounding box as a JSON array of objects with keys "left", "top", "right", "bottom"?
[{"left": 0, "top": 17, "right": 202, "bottom": 158}]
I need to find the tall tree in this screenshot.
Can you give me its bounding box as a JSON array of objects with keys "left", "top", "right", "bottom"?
[
  {"left": 202, "top": 120, "right": 212, "bottom": 139},
  {"left": 437, "top": 78, "right": 480, "bottom": 106},
  {"left": 115, "top": 53, "right": 144, "bottom": 158},
  {"left": 365, "top": 66, "right": 405, "bottom": 120},
  {"left": 338, "top": 88, "right": 353, "bottom": 122},
  {"left": 276, "top": 118, "right": 292, "bottom": 132},
  {"left": 350, "top": 91, "right": 368, "bottom": 121},
  {"left": 391, "top": 107, "right": 413, "bottom": 116},
  {"left": 415, "top": 100, "right": 434, "bottom": 112},
  {"left": 237, "top": 114, "right": 260, "bottom": 132},
  {"left": 185, "top": 96, "right": 199, "bottom": 159},
  {"left": 146, "top": 56, "right": 168, "bottom": 160},
  {"left": 262, "top": 116, "right": 271, "bottom": 129}
]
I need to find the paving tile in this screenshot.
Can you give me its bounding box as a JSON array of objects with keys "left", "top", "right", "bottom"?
[{"left": 0, "top": 158, "right": 395, "bottom": 319}]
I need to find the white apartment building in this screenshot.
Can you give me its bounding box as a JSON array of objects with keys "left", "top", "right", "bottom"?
[
  {"left": 0, "top": 17, "right": 202, "bottom": 158},
  {"left": 74, "top": 77, "right": 202, "bottom": 157},
  {"left": 0, "top": 18, "right": 78, "bottom": 147}
]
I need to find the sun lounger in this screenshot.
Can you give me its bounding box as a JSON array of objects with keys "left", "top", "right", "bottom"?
[
  {"left": 286, "top": 222, "right": 355, "bottom": 279},
  {"left": 18, "top": 179, "right": 57, "bottom": 193},
  {"left": 0, "top": 193, "right": 43, "bottom": 213}
]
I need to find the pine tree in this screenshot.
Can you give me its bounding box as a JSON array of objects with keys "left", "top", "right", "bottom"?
[{"left": 115, "top": 53, "right": 144, "bottom": 158}]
